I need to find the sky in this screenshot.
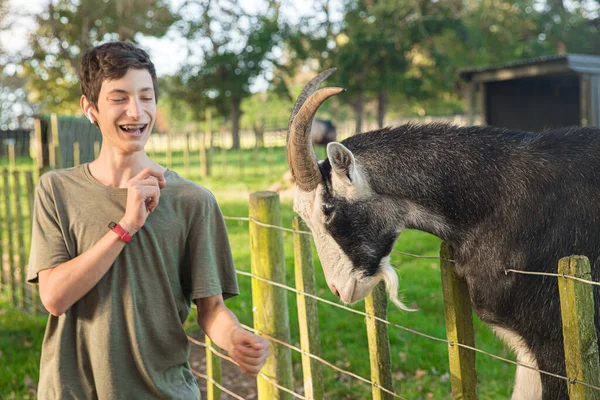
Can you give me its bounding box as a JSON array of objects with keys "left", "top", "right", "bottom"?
[{"left": 0, "top": 0, "right": 340, "bottom": 77}]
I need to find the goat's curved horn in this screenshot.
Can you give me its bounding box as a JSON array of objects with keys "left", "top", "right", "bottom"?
[
  {"left": 287, "top": 69, "right": 344, "bottom": 191},
  {"left": 287, "top": 68, "right": 337, "bottom": 133},
  {"left": 288, "top": 87, "right": 345, "bottom": 191}
]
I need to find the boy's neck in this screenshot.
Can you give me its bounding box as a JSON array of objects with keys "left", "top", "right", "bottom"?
[{"left": 88, "top": 149, "right": 166, "bottom": 189}]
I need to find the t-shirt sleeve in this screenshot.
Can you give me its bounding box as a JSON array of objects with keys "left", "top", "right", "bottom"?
[
  {"left": 184, "top": 192, "right": 239, "bottom": 300},
  {"left": 27, "top": 174, "right": 71, "bottom": 284}
]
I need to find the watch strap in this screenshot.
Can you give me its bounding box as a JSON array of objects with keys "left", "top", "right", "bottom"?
[{"left": 108, "top": 221, "right": 132, "bottom": 243}]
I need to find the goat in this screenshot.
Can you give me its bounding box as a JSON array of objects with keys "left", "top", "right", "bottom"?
[
  {"left": 311, "top": 118, "right": 337, "bottom": 146},
  {"left": 286, "top": 69, "right": 600, "bottom": 400}
]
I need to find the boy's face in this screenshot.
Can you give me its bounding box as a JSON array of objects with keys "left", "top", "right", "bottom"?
[{"left": 92, "top": 68, "right": 156, "bottom": 154}]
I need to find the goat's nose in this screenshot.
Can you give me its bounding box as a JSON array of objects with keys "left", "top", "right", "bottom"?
[{"left": 331, "top": 285, "right": 340, "bottom": 297}]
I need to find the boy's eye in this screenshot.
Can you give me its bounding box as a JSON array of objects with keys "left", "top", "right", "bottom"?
[
  {"left": 110, "top": 98, "right": 126, "bottom": 102},
  {"left": 142, "top": 97, "right": 154, "bottom": 101}
]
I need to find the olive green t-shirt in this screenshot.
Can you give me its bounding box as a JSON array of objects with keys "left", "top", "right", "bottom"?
[{"left": 27, "top": 164, "right": 239, "bottom": 400}]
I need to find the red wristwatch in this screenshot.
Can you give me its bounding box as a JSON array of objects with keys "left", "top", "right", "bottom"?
[{"left": 108, "top": 221, "right": 132, "bottom": 243}]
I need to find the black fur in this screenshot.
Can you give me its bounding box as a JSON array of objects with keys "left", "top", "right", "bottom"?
[{"left": 319, "top": 123, "right": 600, "bottom": 399}]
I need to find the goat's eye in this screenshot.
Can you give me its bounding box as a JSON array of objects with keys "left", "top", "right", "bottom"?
[{"left": 323, "top": 204, "right": 335, "bottom": 216}]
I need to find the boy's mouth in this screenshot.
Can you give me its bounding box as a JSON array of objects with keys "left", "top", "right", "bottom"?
[{"left": 119, "top": 124, "right": 148, "bottom": 136}]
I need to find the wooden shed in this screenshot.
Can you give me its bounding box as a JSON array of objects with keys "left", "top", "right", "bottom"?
[{"left": 460, "top": 54, "right": 600, "bottom": 131}]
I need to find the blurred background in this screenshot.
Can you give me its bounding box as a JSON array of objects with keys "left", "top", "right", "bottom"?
[
  {"left": 1, "top": 1, "right": 600, "bottom": 399},
  {"left": 1, "top": 0, "right": 599, "bottom": 139}
]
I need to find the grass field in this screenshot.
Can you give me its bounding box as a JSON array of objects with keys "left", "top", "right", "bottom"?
[{"left": 0, "top": 146, "right": 515, "bottom": 399}]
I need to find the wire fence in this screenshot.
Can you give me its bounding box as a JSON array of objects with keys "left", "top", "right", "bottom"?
[
  {"left": 3, "top": 185, "right": 600, "bottom": 398},
  {"left": 185, "top": 211, "right": 600, "bottom": 399}
]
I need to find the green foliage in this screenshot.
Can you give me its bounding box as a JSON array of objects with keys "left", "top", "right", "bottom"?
[
  {"left": 21, "top": 0, "right": 176, "bottom": 115},
  {"left": 165, "top": 0, "right": 285, "bottom": 147}
]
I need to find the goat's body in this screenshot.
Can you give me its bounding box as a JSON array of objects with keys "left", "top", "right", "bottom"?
[
  {"left": 311, "top": 118, "right": 337, "bottom": 145},
  {"left": 335, "top": 124, "right": 600, "bottom": 399}
]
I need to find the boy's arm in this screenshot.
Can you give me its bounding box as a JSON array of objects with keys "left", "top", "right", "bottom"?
[
  {"left": 195, "top": 295, "right": 270, "bottom": 377},
  {"left": 38, "top": 225, "right": 132, "bottom": 317},
  {"left": 37, "top": 167, "right": 165, "bottom": 316}
]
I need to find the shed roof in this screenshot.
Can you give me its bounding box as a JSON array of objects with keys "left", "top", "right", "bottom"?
[{"left": 460, "top": 53, "right": 600, "bottom": 83}]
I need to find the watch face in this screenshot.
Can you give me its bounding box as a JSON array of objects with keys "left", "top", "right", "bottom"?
[{"left": 108, "top": 221, "right": 117, "bottom": 229}]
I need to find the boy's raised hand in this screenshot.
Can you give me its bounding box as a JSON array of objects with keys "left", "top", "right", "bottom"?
[
  {"left": 229, "top": 327, "right": 271, "bottom": 377},
  {"left": 120, "top": 167, "right": 166, "bottom": 234}
]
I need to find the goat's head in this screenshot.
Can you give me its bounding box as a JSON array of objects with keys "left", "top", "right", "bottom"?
[{"left": 287, "top": 69, "right": 414, "bottom": 311}]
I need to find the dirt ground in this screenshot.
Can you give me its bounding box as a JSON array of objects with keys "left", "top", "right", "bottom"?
[{"left": 189, "top": 332, "right": 258, "bottom": 400}]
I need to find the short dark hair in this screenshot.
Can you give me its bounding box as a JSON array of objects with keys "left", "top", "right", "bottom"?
[{"left": 78, "top": 41, "right": 159, "bottom": 109}]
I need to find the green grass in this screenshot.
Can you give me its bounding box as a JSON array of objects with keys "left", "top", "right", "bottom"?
[
  {"left": 0, "top": 147, "right": 515, "bottom": 399},
  {"left": 0, "top": 292, "right": 46, "bottom": 400}
]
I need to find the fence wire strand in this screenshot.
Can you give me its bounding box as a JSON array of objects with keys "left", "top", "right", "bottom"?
[
  {"left": 236, "top": 269, "right": 600, "bottom": 392},
  {"left": 504, "top": 268, "right": 600, "bottom": 287},
  {"left": 189, "top": 368, "right": 246, "bottom": 400},
  {"left": 238, "top": 323, "right": 407, "bottom": 400},
  {"left": 223, "top": 214, "right": 600, "bottom": 290},
  {"left": 188, "top": 335, "right": 307, "bottom": 400}
]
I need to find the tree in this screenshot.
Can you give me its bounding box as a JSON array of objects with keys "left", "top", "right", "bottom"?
[
  {"left": 21, "top": 0, "right": 176, "bottom": 114},
  {"left": 173, "top": 0, "right": 283, "bottom": 149}
]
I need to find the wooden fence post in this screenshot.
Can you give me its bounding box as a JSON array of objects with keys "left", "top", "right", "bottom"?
[
  {"left": 200, "top": 137, "right": 209, "bottom": 179},
  {"left": 50, "top": 113, "right": 60, "bottom": 168},
  {"left": 94, "top": 141, "right": 100, "bottom": 159},
  {"left": 365, "top": 281, "right": 395, "bottom": 400},
  {"left": 238, "top": 149, "right": 244, "bottom": 179},
  {"left": 292, "top": 217, "right": 324, "bottom": 400},
  {"left": 12, "top": 171, "right": 26, "bottom": 310},
  {"left": 2, "top": 168, "right": 16, "bottom": 306},
  {"left": 184, "top": 133, "right": 190, "bottom": 178},
  {"left": 25, "top": 171, "right": 39, "bottom": 315},
  {"left": 0, "top": 168, "right": 5, "bottom": 288},
  {"left": 202, "top": 108, "right": 212, "bottom": 179},
  {"left": 205, "top": 335, "right": 222, "bottom": 400},
  {"left": 558, "top": 256, "right": 600, "bottom": 400},
  {"left": 249, "top": 191, "right": 293, "bottom": 399},
  {"left": 33, "top": 119, "right": 44, "bottom": 181},
  {"left": 440, "top": 242, "right": 478, "bottom": 399},
  {"left": 8, "top": 142, "right": 16, "bottom": 170},
  {"left": 73, "top": 142, "right": 80, "bottom": 166},
  {"left": 166, "top": 135, "right": 172, "bottom": 169},
  {"left": 221, "top": 146, "right": 226, "bottom": 177}
]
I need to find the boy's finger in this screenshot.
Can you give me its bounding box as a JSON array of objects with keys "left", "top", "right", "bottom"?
[
  {"left": 132, "top": 167, "right": 165, "bottom": 185},
  {"left": 235, "top": 345, "right": 263, "bottom": 358}
]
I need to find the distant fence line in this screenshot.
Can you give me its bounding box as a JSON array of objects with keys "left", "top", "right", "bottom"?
[{"left": 1, "top": 113, "right": 471, "bottom": 167}]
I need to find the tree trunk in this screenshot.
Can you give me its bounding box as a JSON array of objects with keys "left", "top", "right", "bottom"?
[
  {"left": 253, "top": 118, "right": 265, "bottom": 148},
  {"left": 230, "top": 96, "right": 242, "bottom": 150},
  {"left": 352, "top": 89, "right": 365, "bottom": 134},
  {"left": 377, "top": 89, "right": 386, "bottom": 128}
]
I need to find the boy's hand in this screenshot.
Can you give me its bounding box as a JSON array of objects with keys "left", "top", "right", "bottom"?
[
  {"left": 229, "top": 327, "right": 271, "bottom": 377},
  {"left": 120, "top": 167, "right": 166, "bottom": 234}
]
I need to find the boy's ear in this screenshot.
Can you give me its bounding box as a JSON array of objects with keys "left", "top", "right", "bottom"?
[
  {"left": 327, "top": 142, "right": 356, "bottom": 184},
  {"left": 80, "top": 96, "right": 96, "bottom": 124}
]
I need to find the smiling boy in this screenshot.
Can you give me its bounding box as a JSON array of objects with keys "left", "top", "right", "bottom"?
[{"left": 27, "top": 41, "right": 269, "bottom": 399}]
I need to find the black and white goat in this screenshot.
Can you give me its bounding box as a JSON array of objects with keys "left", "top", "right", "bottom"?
[{"left": 287, "top": 69, "right": 600, "bottom": 400}]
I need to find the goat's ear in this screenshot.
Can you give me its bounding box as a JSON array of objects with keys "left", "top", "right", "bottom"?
[{"left": 327, "top": 142, "right": 356, "bottom": 184}]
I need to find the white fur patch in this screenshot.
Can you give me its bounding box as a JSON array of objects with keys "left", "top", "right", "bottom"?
[
  {"left": 327, "top": 142, "right": 372, "bottom": 200},
  {"left": 492, "top": 326, "right": 542, "bottom": 400},
  {"left": 330, "top": 162, "right": 372, "bottom": 200}
]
